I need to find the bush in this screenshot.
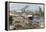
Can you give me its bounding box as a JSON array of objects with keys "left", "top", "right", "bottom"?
[{"left": 9, "top": 16, "right": 13, "bottom": 25}]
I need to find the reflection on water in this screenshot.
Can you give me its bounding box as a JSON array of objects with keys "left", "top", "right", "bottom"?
[{"left": 32, "top": 16, "right": 44, "bottom": 27}]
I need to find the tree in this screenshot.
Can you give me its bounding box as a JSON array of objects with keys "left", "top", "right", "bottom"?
[
  {"left": 39, "top": 7, "right": 44, "bottom": 16},
  {"left": 21, "top": 5, "right": 29, "bottom": 13},
  {"left": 34, "top": 6, "right": 44, "bottom": 16},
  {"left": 9, "top": 16, "right": 13, "bottom": 25}
]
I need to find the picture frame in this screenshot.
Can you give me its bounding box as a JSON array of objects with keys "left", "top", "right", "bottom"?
[{"left": 5, "top": 1, "right": 45, "bottom": 31}]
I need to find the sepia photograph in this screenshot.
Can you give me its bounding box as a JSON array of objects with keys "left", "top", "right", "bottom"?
[{"left": 6, "top": 2, "right": 45, "bottom": 30}]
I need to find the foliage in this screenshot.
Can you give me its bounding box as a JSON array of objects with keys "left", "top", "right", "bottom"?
[
  {"left": 9, "top": 16, "right": 13, "bottom": 25},
  {"left": 33, "top": 7, "right": 44, "bottom": 16}
]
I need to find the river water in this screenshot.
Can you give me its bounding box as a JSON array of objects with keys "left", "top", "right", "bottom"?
[{"left": 32, "top": 16, "right": 44, "bottom": 27}]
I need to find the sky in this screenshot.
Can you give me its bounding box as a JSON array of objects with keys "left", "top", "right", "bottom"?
[{"left": 9, "top": 3, "right": 44, "bottom": 12}]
